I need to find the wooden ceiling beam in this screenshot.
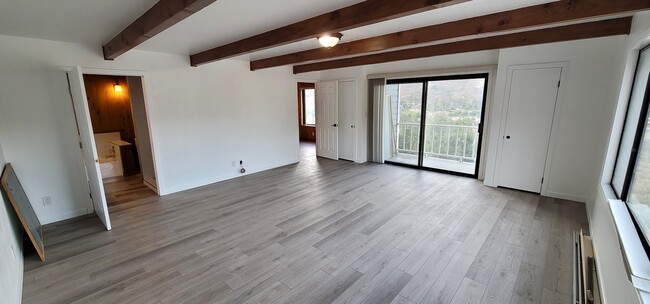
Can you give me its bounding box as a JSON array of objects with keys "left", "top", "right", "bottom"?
[
  {"left": 189, "top": 0, "right": 468, "bottom": 67},
  {"left": 253, "top": 0, "right": 650, "bottom": 70},
  {"left": 293, "top": 17, "right": 632, "bottom": 74},
  {"left": 103, "top": 0, "right": 219, "bottom": 60}
]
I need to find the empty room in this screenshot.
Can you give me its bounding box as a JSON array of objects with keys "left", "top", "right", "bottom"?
[{"left": 2, "top": 0, "right": 650, "bottom": 303}]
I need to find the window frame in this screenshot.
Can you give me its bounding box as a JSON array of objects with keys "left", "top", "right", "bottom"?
[
  {"left": 384, "top": 73, "right": 489, "bottom": 178},
  {"left": 614, "top": 44, "right": 650, "bottom": 201},
  {"left": 612, "top": 44, "right": 650, "bottom": 259},
  {"left": 301, "top": 88, "right": 316, "bottom": 126}
]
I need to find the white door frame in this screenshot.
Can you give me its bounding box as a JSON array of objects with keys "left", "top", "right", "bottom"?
[
  {"left": 59, "top": 66, "right": 162, "bottom": 217},
  {"left": 337, "top": 79, "right": 358, "bottom": 162},
  {"left": 492, "top": 62, "right": 569, "bottom": 196},
  {"left": 80, "top": 68, "right": 161, "bottom": 194}
]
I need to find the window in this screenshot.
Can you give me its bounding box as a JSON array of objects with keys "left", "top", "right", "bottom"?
[
  {"left": 613, "top": 45, "right": 650, "bottom": 253},
  {"left": 383, "top": 74, "right": 488, "bottom": 177},
  {"left": 303, "top": 88, "right": 315, "bottom": 125}
]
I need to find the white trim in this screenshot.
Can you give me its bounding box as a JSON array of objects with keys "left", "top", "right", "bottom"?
[
  {"left": 544, "top": 191, "right": 585, "bottom": 203},
  {"left": 338, "top": 79, "right": 359, "bottom": 163},
  {"left": 81, "top": 67, "right": 147, "bottom": 76},
  {"left": 609, "top": 193, "right": 650, "bottom": 292},
  {"left": 541, "top": 63, "right": 570, "bottom": 197},
  {"left": 479, "top": 69, "right": 497, "bottom": 181}
]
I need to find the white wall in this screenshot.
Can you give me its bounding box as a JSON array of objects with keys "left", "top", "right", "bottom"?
[
  {"left": 0, "top": 61, "right": 93, "bottom": 223},
  {"left": 0, "top": 34, "right": 305, "bottom": 223},
  {"left": 147, "top": 61, "right": 300, "bottom": 194},
  {"left": 483, "top": 36, "right": 625, "bottom": 203},
  {"left": 588, "top": 12, "right": 650, "bottom": 304},
  {"left": 364, "top": 50, "right": 499, "bottom": 76},
  {"left": 0, "top": 139, "right": 23, "bottom": 304}
]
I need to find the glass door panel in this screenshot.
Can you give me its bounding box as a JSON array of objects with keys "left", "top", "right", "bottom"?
[
  {"left": 385, "top": 82, "right": 423, "bottom": 166},
  {"left": 422, "top": 77, "right": 487, "bottom": 175}
]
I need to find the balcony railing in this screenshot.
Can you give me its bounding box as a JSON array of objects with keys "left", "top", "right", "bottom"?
[{"left": 395, "top": 122, "right": 479, "bottom": 163}]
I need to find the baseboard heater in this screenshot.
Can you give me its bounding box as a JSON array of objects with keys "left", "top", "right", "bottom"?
[{"left": 573, "top": 230, "right": 602, "bottom": 304}]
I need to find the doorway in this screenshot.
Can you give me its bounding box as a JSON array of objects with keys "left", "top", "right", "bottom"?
[
  {"left": 384, "top": 74, "right": 488, "bottom": 177},
  {"left": 337, "top": 80, "right": 356, "bottom": 161},
  {"left": 82, "top": 74, "right": 157, "bottom": 205},
  {"left": 66, "top": 67, "right": 158, "bottom": 230},
  {"left": 314, "top": 80, "right": 357, "bottom": 161},
  {"left": 297, "top": 83, "right": 316, "bottom": 158}
]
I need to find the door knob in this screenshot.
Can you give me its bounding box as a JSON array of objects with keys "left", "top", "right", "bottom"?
[
  {"left": 351, "top": 125, "right": 355, "bottom": 128},
  {"left": 332, "top": 124, "right": 338, "bottom": 127},
  {"left": 506, "top": 135, "right": 511, "bottom": 139}
]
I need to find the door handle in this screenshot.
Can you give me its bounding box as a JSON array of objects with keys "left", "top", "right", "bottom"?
[
  {"left": 332, "top": 124, "right": 338, "bottom": 127},
  {"left": 351, "top": 125, "right": 355, "bottom": 128},
  {"left": 506, "top": 135, "right": 511, "bottom": 139}
]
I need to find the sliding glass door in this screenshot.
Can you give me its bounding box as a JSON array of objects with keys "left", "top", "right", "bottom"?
[{"left": 385, "top": 74, "right": 488, "bottom": 177}]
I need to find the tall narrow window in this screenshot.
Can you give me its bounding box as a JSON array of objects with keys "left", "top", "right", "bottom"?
[
  {"left": 303, "top": 89, "right": 315, "bottom": 125},
  {"left": 612, "top": 45, "right": 650, "bottom": 254},
  {"left": 613, "top": 45, "right": 650, "bottom": 197}
]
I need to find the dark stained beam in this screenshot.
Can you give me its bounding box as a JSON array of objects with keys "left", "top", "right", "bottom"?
[
  {"left": 103, "top": 0, "right": 219, "bottom": 60},
  {"left": 293, "top": 17, "right": 632, "bottom": 74},
  {"left": 189, "top": 0, "right": 468, "bottom": 66},
  {"left": 253, "top": 0, "right": 650, "bottom": 70}
]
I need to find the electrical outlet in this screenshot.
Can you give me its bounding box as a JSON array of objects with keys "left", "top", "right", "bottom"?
[{"left": 42, "top": 196, "right": 52, "bottom": 206}]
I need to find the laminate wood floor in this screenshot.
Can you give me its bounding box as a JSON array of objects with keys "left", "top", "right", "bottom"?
[
  {"left": 103, "top": 173, "right": 157, "bottom": 205},
  {"left": 22, "top": 143, "right": 588, "bottom": 304}
]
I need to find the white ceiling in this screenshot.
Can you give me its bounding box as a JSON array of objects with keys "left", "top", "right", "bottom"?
[{"left": 0, "top": 0, "right": 557, "bottom": 61}]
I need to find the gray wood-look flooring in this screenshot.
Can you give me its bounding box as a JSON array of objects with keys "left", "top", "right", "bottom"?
[
  {"left": 103, "top": 173, "right": 157, "bottom": 206},
  {"left": 22, "top": 143, "right": 587, "bottom": 304}
]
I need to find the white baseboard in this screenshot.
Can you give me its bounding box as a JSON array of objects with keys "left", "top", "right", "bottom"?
[
  {"left": 160, "top": 158, "right": 300, "bottom": 196},
  {"left": 143, "top": 179, "right": 158, "bottom": 194},
  {"left": 544, "top": 190, "right": 586, "bottom": 203}
]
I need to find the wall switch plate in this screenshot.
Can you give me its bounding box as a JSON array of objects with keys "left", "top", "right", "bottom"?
[{"left": 42, "top": 196, "right": 52, "bottom": 206}]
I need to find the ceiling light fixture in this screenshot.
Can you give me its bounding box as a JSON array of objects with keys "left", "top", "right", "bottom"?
[
  {"left": 113, "top": 81, "right": 122, "bottom": 92},
  {"left": 318, "top": 33, "right": 343, "bottom": 48}
]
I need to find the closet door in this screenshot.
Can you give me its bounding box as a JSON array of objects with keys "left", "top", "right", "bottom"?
[
  {"left": 498, "top": 67, "right": 562, "bottom": 193},
  {"left": 337, "top": 80, "right": 356, "bottom": 161},
  {"left": 315, "top": 81, "right": 338, "bottom": 160}
]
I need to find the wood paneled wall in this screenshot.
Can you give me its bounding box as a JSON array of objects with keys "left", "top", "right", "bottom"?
[
  {"left": 297, "top": 82, "right": 316, "bottom": 142},
  {"left": 83, "top": 75, "right": 136, "bottom": 143}
]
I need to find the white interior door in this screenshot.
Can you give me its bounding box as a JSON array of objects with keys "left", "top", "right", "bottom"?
[
  {"left": 497, "top": 67, "right": 562, "bottom": 193},
  {"left": 316, "top": 81, "right": 338, "bottom": 160},
  {"left": 67, "top": 67, "right": 112, "bottom": 230},
  {"left": 338, "top": 80, "right": 356, "bottom": 161}
]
